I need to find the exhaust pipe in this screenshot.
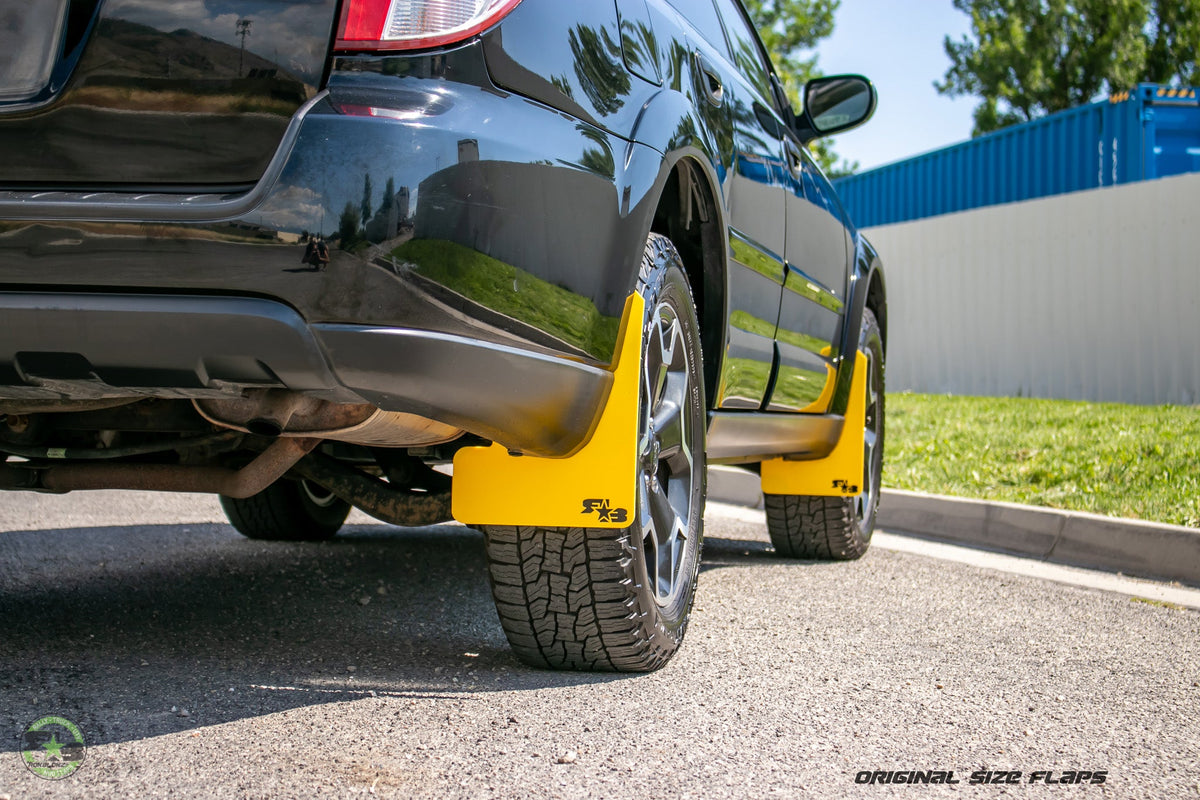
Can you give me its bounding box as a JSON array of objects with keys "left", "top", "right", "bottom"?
[{"left": 37, "top": 438, "right": 319, "bottom": 498}]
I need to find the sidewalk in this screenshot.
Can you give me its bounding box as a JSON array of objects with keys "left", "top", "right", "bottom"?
[{"left": 707, "top": 466, "right": 1200, "bottom": 588}]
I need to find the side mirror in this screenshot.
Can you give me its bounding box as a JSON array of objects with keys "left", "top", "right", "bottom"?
[{"left": 794, "top": 75, "right": 877, "bottom": 143}]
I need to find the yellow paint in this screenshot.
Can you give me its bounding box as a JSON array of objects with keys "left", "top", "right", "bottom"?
[
  {"left": 451, "top": 293, "right": 644, "bottom": 528},
  {"left": 761, "top": 350, "right": 868, "bottom": 497}
]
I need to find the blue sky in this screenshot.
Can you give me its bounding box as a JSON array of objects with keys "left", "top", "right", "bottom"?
[{"left": 802, "top": 1, "right": 978, "bottom": 170}]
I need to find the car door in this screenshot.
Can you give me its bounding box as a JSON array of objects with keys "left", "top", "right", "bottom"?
[
  {"left": 689, "top": 0, "right": 789, "bottom": 410},
  {"left": 769, "top": 123, "right": 852, "bottom": 413}
]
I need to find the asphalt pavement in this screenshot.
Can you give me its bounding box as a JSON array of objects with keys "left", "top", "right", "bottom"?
[{"left": 1, "top": 491, "right": 1197, "bottom": 799}]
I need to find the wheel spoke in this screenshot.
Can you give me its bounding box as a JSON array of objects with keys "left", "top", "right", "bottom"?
[
  {"left": 652, "top": 396, "right": 683, "bottom": 458},
  {"left": 646, "top": 480, "right": 677, "bottom": 547},
  {"left": 657, "top": 313, "right": 680, "bottom": 369},
  {"left": 645, "top": 481, "right": 686, "bottom": 599},
  {"left": 665, "top": 472, "right": 692, "bottom": 535}
]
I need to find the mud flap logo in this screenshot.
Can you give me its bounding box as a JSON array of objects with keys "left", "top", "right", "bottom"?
[
  {"left": 582, "top": 498, "right": 628, "bottom": 524},
  {"left": 832, "top": 479, "right": 859, "bottom": 495}
]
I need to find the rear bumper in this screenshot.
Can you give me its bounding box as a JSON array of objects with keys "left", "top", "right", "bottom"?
[
  {"left": 0, "top": 293, "right": 610, "bottom": 457},
  {"left": 0, "top": 44, "right": 664, "bottom": 456},
  {"left": 0, "top": 45, "right": 657, "bottom": 362}
]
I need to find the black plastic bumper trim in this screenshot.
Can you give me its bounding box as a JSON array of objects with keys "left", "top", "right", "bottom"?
[
  {"left": 313, "top": 325, "right": 612, "bottom": 458},
  {"left": 0, "top": 292, "right": 613, "bottom": 458},
  {"left": 0, "top": 293, "right": 343, "bottom": 398}
]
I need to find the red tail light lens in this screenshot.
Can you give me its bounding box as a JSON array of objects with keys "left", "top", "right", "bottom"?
[{"left": 336, "top": 0, "right": 524, "bottom": 52}]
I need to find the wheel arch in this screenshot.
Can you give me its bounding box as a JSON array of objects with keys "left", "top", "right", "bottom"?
[
  {"left": 863, "top": 240, "right": 888, "bottom": 354},
  {"left": 831, "top": 234, "right": 887, "bottom": 414},
  {"left": 647, "top": 155, "right": 727, "bottom": 410}
]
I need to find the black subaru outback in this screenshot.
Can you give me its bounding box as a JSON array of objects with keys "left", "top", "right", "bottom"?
[{"left": 0, "top": 0, "right": 886, "bottom": 671}]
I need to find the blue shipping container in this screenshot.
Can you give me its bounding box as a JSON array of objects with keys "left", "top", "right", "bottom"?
[{"left": 833, "top": 83, "right": 1200, "bottom": 228}]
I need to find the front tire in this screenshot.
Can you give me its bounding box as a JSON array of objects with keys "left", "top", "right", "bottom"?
[
  {"left": 764, "top": 308, "right": 884, "bottom": 560},
  {"left": 483, "top": 234, "right": 706, "bottom": 671},
  {"left": 220, "top": 478, "right": 350, "bottom": 541}
]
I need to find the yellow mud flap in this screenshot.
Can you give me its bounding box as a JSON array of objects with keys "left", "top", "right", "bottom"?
[
  {"left": 760, "top": 351, "right": 868, "bottom": 497},
  {"left": 451, "top": 294, "right": 643, "bottom": 529}
]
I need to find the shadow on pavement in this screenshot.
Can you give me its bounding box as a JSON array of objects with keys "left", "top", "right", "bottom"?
[{"left": 0, "top": 522, "right": 635, "bottom": 750}]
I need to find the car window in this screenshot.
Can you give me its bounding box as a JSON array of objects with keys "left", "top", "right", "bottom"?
[
  {"left": 667, "top": 0, "right": 728, "bottom": 57},
  {"left": 712, "top": 0, "right": 774, "bottom": 104}
]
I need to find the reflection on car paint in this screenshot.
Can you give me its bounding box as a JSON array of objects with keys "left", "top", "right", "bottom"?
[
  {"left": 389, "top": 239, "right": 621, "bottom": 361},
  {"left": 0, "top": 0, "right": 334, "bottom": 185}
]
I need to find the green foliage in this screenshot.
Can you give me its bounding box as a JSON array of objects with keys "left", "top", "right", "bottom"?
[
  {"left": 939, "top": 0, "right": 1200, "bottom": 135},
  {"left": 885, "top": 393, "right": 1200, "bottom": 527},
  {"left": 1145, "top": 0, "right": 1200, "bottom": 84},
  {"left": 740, "top": 0, "right": 856, "bottom": 175},
  {"left": 741, "top": 0, "right": 838, "bottom": 96}
]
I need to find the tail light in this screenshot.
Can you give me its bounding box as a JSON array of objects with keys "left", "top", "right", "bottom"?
[{"left": 335, "top": 0, "right": 524, "bottom": 52}]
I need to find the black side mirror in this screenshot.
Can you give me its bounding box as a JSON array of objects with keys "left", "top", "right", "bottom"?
[{"left": 793, "top": 75, "right": 877, "bottom": 144}]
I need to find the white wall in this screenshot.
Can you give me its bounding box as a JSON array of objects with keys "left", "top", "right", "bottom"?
[{"left": 865, "top": 171, "right": 1200, "bottom": 406}]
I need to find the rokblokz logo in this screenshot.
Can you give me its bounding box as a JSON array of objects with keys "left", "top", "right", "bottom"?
[
  {"left": 581, "top": 498, "right": 628, "bottom": 524},
  {"left": 20, "top": 715, "right": 86, "bottom": 780},
  {"left": 854, "top": 769, "right": 1108, "bottom": 785}
]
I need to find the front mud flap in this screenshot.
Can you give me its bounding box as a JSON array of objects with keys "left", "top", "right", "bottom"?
[
  {"left": 760, "top": 351, "right": 868, "bottom": 497},
  {"left": 451, "top": 294, "right": 643, "bottom": 529}
]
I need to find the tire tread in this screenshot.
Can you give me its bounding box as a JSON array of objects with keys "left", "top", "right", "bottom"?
[
  {"left": 484, "top": 526, "right": 679, "bottom": 672},
  {"left": 763, "top": 493, "right": 867, "bottom": 560}
]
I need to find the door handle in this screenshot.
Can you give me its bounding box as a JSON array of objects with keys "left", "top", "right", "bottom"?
[
  {"left": 694, "top": 52, "right": 724, "bottom": 107},
  {"left": 783, "top": 140, "right": 805, "bottom": 177}
]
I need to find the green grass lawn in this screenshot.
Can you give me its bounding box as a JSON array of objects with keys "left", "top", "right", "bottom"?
[{"left": 884, "top": 393, "right": 1200, "bottom": 527}]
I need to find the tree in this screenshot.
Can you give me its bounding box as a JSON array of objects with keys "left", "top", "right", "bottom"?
[
  {"left": 360, "top": 173, "right": 373, "bottom": 224},
  {"left": 1145, "top": 0, "right": 1200, "bottom": 85},
  {"left": 938, "top": 0, "right": 1200, "bottom": 136},
  {"left": 380, "top": 177, "right": 396, "bottom": 215},
  {"left": 741, "top": 0, "right": 856, "bottom": 175},
  {"left": 742, "top": 0, "right": 838, "bottom": 96},
  {"left": 338, "top": 202, "right": 361, "bottom": 251}
]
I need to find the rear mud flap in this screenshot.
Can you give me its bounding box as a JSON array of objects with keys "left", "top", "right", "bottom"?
[
  {"left": 451, "top": 294, "right": 643, "bottom": 529},
  {"left": 760, "top": 351, "right": 867, "bottom": 497}
]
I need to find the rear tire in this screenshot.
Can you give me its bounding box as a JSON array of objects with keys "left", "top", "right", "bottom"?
[
  {"left": 765, "top": 308, "right": 884, "bottom": 561},
  {"left": 220, "top": 478, "right": 350, "bottom": 541},
  {"left": 483, "top": 234, "right": 706, "bottom": 671}
]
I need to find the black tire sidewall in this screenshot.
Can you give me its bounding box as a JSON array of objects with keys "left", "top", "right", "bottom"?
[
  {"left": 220, "top": 479, "right": 350, "bottom": 541},
  {"left": 295, "top": 480, "right": 353, "bottom": 532}
]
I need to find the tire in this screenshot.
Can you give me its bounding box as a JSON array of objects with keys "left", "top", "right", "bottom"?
[
  {"left": 220, "top": 478, "right": 350, "bottom": 541},
  {"left": 764, "top": 308, "right": 884, "bottom": 561},
  {"left": 483, "top": 234, "right": 706, "bottom": 671}
]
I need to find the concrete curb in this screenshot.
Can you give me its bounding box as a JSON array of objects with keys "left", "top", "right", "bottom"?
[{"left": 707, "top": 466, "right": 1200, "bottom": 588}]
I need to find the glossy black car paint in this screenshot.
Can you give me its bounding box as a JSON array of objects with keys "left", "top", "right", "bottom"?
[
  {"left": 0, "top": 0, "right": 336, "bottom": 187},
  {"left": 0, "top": 0, "right": 885, "bottom": 463}
]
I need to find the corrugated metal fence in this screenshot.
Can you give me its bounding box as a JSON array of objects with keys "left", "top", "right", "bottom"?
[
  {"left": 866, "top": 171, "right": 1200, "bottom": 406},
  {"left": 836, "top": 84, "right": 1200, "bottom": 228}
]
